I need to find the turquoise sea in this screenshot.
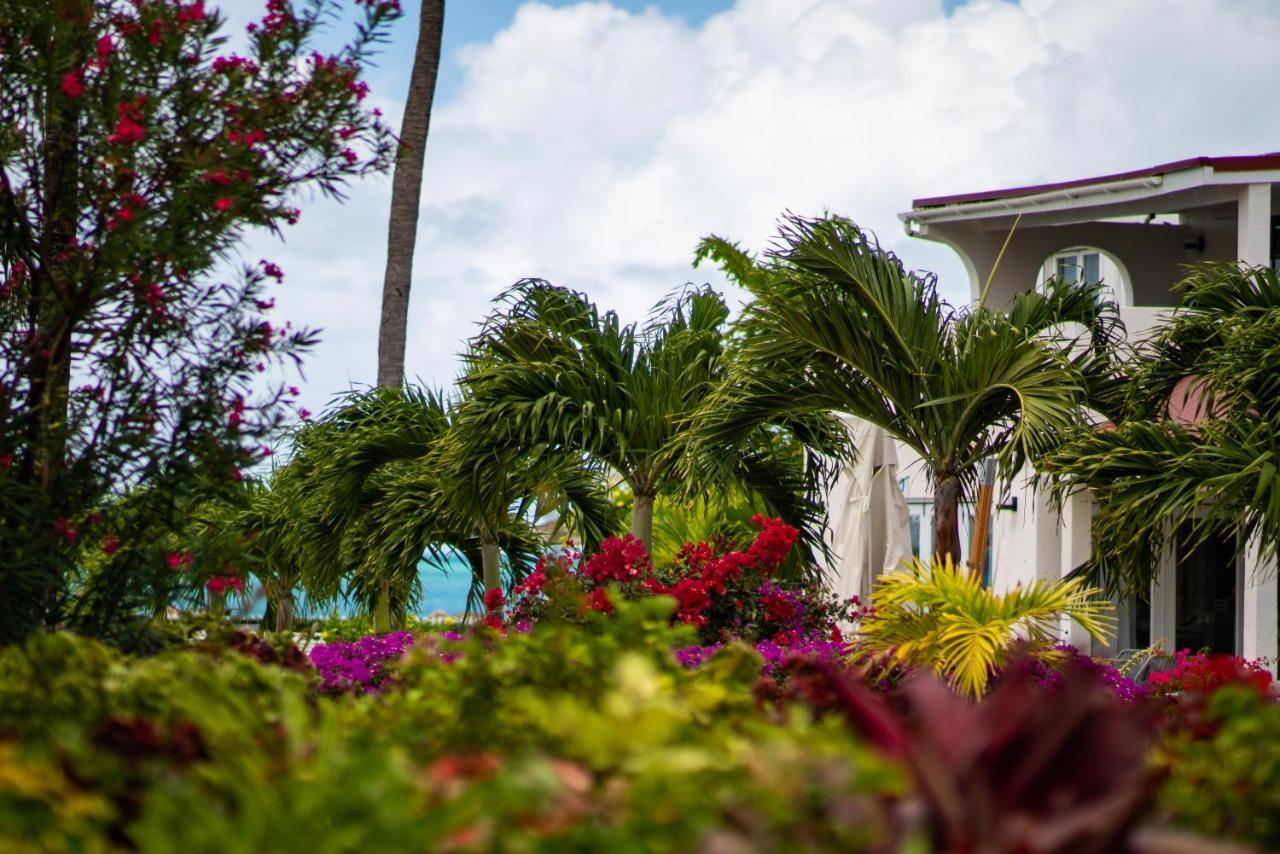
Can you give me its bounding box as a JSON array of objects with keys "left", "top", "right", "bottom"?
[{"left": 236, "top": 553, "right": 476, "bottom": 621}]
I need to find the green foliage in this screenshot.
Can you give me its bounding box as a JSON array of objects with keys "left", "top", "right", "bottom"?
[
  {"left": 1156, "top": 686, "right": 1280, "bottom": 849},
  {"left": 855, "top": 557, "right": 1115, "bottom": 697},
  {"left": 1040, "top": 263, "right": 1280, "bottom": 594},
  {"left": 460, "top": 280, "right": 840, "bottom": 564},
  {"left": 696, "top": 215, "right": 1122, "bottom": 559},
  {"left": 312, "top": 611, "right": 456, "bottom": 643},
  {"left": 0, "top": 601, "right": 906, "bottom": 851},
  {"left": 257, "top": 385, "right": 614, "bottom": 622}
]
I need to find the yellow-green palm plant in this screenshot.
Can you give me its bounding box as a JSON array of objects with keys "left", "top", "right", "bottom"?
[{"left": 855, "top": 558, "right": 1115, "bottom": 698}]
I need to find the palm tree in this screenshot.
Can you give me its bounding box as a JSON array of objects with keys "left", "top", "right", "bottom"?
[
  {"left": 372, "top": 0, "right": 445, "bottom": 622},
  {"left": 857, "top": 557, "right": 1114, "bottom": 698},
  {"left": 280, "top": 386, "right": 613, "bottom": 630},
  {"left": 377, "top": 0, "right": 446, "bottom": 388},
  {"left": 459, "top": 281, "right": 838, "bottom": 558},
  {"left": 695, "top": 214, "right": 1123, "bottom": 565},
  {"left": 184, "top": 483, "right": 303, "bottom": 632},
  {"left": 1039, "top": 263, "right": 1280, "bottom": 598}
]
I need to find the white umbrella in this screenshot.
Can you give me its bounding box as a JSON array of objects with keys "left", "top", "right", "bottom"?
[{"left": 825, "top": 415, "right": 913, "bottom": 605}]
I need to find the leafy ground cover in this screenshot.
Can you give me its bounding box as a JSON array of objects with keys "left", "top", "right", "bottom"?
[{"left": 2, "top": 595, "right": 1276, "bottom": 852}]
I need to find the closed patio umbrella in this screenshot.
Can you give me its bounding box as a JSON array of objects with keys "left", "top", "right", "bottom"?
[{"left": 825, "top": 415, "right": 913, "bottom": 606}]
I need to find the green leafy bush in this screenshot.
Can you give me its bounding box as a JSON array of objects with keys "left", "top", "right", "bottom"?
[
  {"left": 0, "top": 599, "right": 905, "bottom": 851},
  {"left": 1156, "top": 685, "right": 1280, "bottom": 849}
]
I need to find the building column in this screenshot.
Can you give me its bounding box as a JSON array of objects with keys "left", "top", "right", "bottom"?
[
  {"left": 1149, "top": 526, "right": 1177, "bottom": 652},
  {"left": 1236, "top": 185, "right": 1275, "bottom": 664},
  {"left": 1240, "top": 534, "right": 1279, "bottom": 670},
  {"left": 1237, "top": 183, "right": 1271, "bottom": 266},
  {"left": 1059, "top": 490, "right": 1094, "bottom": 652}
]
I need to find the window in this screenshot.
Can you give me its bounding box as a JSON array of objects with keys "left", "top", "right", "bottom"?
[
  {"left": 1055, "top": 251, "right": 1102, "bottom": 285},
  {"left": 905, "top": 501, "right": 992, "bottom": 586}
]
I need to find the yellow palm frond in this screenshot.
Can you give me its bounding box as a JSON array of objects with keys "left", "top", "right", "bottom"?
[{"left": 853, "top": 556, "right": 1115, "bottom": 698}]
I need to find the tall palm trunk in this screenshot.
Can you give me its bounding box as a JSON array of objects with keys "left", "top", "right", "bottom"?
[
  {"left": 631, "top": 492, "right": 655, "bottom": 555},
  {"left": 376, "top": 0, "right": 445, "bottom": 387},
  {"left": 373, "top": 0, "right": 444, "bottom": 633},
  {"left": 480, "top": 534, "right": 501, "bottom": 592},
  {"left": 933, "top": 470, "right": 962, "bottom": 566},
  {"left": 274, "top": 589, "right": 293, "bottom": 633},
  {"left": 374, "top": 585, "right": 391, "bottom": 634}
]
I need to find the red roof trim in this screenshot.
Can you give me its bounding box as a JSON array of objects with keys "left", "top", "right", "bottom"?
[{"left": 911, "top": 152, "right": 1280, "bottom": 210}]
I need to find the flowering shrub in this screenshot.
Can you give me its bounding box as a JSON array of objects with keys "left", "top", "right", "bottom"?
[
  {"left": 1025, "top": 644, "right": 1147, "bottom": 702},
  {"left": 309, "top": 630, "right": 414, "bottom": 694},
  {"left": 1146, "top": 649, "right": 1274, "bottom": 698},
  {"left": 677, "top": 633, "right": 850, "bottom": 676},
  {"left": 2, "top": 603, "right": 1275, "bottom": 850},
  {"left": 0, "top": 0, "right": 400, "bottom": 643},
  {"left": 501, "top": 516, "right": 862, "bottom": 647},
  {"left": 1156, "top": 685, "right": 1280, "bottom": 849}
]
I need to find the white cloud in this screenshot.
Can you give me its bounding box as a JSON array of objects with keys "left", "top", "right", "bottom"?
[{"left": 236, "top": 0, "right": 1280, "bottom": 416}]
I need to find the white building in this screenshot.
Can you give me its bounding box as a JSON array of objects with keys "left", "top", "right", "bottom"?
[{"left": 896, "top": 153, "right": 1280, "bottom": 661}]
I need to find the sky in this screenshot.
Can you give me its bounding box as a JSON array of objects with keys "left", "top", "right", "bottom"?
[{"left": 216, "top": 0, "right": 1280, "bottom": 421}]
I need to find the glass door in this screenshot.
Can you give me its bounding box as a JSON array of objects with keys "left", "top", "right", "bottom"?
[{"left": 1174, "top": 524, "right": 1237, "bottom": 653}]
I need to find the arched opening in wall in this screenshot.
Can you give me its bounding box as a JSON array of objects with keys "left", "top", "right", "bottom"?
[{"left": 1037, "top": 246, "right": 1133, "bottom": 307}]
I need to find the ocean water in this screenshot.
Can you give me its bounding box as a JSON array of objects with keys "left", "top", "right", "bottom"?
[{"left": 236, "top": 553, "right": 476, "bottom": 620}]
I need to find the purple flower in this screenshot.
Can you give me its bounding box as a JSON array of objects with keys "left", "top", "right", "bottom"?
[
  {"left": 310, "top": 631, "right": 415, "bottom": 694},
  {"left": 674, "top": 644, "right": 722, "bottom": 668}
]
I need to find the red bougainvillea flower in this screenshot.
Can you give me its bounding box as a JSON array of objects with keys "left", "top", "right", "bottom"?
[
  {"left": 61, "top": 71, "right": 85, "bottom": 98},
  {"left": 585, "top": 587, "right": 614, "bottom": 615},
  {"left": 582, "top": 534, "right": 651, "bottom": 584},
  {"left": 513, "top": 568, "right": 546, "bottom": 597},
  {"left": 213, "top": 197, "right": 233, "bottom": 211},
  {"left": 483, "top": 587, "right": 505, "bottom": 613},
  {"left": 1147, "top": 649, "right": 1274, "bottom": 697},
  {"left": 102, "top": 533, "right": 119, "bottom": 555}
]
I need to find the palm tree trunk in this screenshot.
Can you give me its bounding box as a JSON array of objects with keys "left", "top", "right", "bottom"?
[
  {"left": 373, "top": 580, "right": 391, "bottom": 634},
  {"left": 481, "top": 535, "right": 501, "bottom": 591},
  {"left": 375, "top": 0, "right": 446, "bottom": 388},
  {"left": 631, "top": 493, "right": 655, "bottom": 555},
  {"left": 933, "top": 471, "right": 963, "bottom": 566},
  {"left": 274, "top": 588, "right": 292, "bottom": 633}
]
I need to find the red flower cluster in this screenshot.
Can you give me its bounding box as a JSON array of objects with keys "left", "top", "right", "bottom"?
[
  {"left": 664, "top": 516, "right": 798, "bottom": 626},
  {"left": 212, "top": 54, "right": 258, "bottom": 75},
  {"left": 52, "top": 517, "right": 78, "bottom": 544},
  {"left": 205, "top": 576, "right": 244, "bottom": 595},
  {"left": 489, "top": 519, "right": 804, "bottom": 638},
  {"left": 62, "top": 71, "right": 85, "bottom": 99},
  {"left": 586, "top": 587, "right": 613, "bottom": 614},
  {"left": 1148, "top": 649, "right": 1274, "bottom": 697},
  {"left": 108, "top": 96, "right": 147, "bottom": 145},
  {"left": 480, "top": 587, "right": 507, "bottom": 630},
  {"left": 581, "top": 534, "right": 651, "bottom": 584},
  {"left": 762, "top": 588, "right": 799, "bottom": 624}
]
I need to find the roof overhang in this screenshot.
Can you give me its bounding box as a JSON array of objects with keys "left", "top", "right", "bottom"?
[{"left": 900, "top": 153, "right": 1280, "bottom": 232}]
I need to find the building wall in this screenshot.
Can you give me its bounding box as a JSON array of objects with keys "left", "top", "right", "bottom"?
[{"left": 924, "top": 220, "right": 1202, "bottom": 308}]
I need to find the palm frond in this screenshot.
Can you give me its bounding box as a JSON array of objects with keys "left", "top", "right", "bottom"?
[{"left": 855, "top": 557, "right": 1115, "bottom": 697}]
